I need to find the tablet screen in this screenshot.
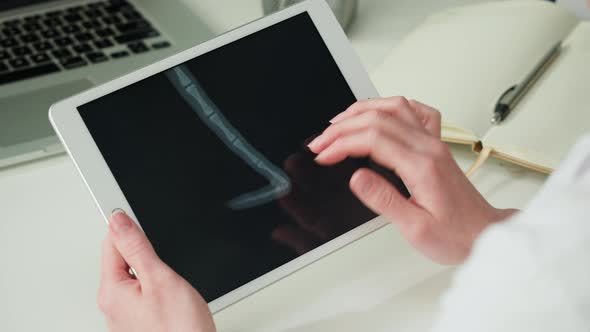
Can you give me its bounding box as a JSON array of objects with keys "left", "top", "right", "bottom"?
[{"left": 78, "top": 13, "right": 408, "bottom": 302}]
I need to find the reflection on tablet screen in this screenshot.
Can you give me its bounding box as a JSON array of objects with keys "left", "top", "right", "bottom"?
[{"left": 78, "top": 13, "right": 408, "bottom": 302}]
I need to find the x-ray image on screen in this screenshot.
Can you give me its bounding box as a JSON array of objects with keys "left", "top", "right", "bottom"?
[{"left": 166, "top": 65, "right": 291, "bottom": 210}]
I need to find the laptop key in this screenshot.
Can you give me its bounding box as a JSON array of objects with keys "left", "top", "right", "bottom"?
[
  {"left": 33, "top": 41, "right": 53, "bottom": 52},
  {"left": 20, "top": 33, "right": 40, "bottom": 43},
  {"left": 52, "top": 49, "right": 72, "bottom": 58},
  {"left": 95, "top": 28, "right": 115, "bottom": 38},
  {"left": 2, "top": 26, "right": 21, "bottom": 36},
  {"left": 24, "top": 15, "right": 42, "bottom": 22},
  {"left": 62, "top": 24, "right": 81, "bottom": 34},
  {"left": 0, "top": 62, "right": 8, "bottom": 72},
  {"left": 73, "top": 43, "right": 93, "bottom": 54},
  {"left": 3, "top": 19, "right": 22, "bottom": 27},
  {"left": 114, "top": 29, "right": 159, "bottom": 44},
  {"left": 111, "top": 50, "right": 130, "bottom": 59},
  {"left": 43, "top": 17, "right": 63, "bottom": 27},
  {"left": 83, "top": 20, "right": 103, "bottom": 30},
  {"left": 40, "top": 29, "right": 60, "bottom": 39},
  {"left": 64, "top": 14, "right": 83, "bottom": 23},
  {"left": 85, "top": 9, "right": 103, "bottom": 18},
  {"left": 128, "top": 41, "right": 148, "bottom": 53},
  {"left": 0, "top": 50, "right": 10, "bottom": 60},
  {"left": 60, "top": 56, "right": 87, "bottom": 69},
  {"left": 74, "top": 32, "right": 93, "bottom": 43},
  {"left": 105, "top": 3, "right": 133, "bottom": 14},
  {"left": 30, "top": 53, "right": 51, "bottom": 64},
  {"left": 53, "top": 37, "right": 74, "bottom": 47},
  {"left": 122, "top": 10, "right": 142, "bottom": 21},
  {"left": 23, "top": 23, "right": 42, "bottom": 32},
  {"left": 94, "top": 39, "right": 114, "bottom": 49},
  {"left": 54, "top": 37, "right": 73, "bottom": 47},
  {"left": 151, "top": 41, "right": 171, "bottom": 49},
  {"left": 9, "top": 58, "right": 30, "bottom": 69},
  {"left": 86, "top": 51, "right": 108, "bottom": 63},
  {"left": 115, "top": 21, "right": 150, "bottom": 33},
  {"left": 0, "top": 38, "right": 18, "bottom": 48},
  {"left": 101, "top": 16, "right": 123, "bottom": 26},
  {"left": 12, "top": 46, "right": 33, "bottom": 57}
]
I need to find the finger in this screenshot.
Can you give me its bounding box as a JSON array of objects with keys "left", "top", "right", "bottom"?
[
  {"left": 108, "top": 210, "right": 163, "bottom": 282},
  {"left": 101, "top": 235, "right": 134, "bottom": 288},
  {"left": 314, "top": 129, "right": 415, "bottom": 177},
  {"left": 349, "top": 168, "right": 427, "bottom": 232},
  {"left": 308, "top": 109, "right": 422, "bottom": 154},
  {"left": 98, "top": 235, "right": 135, "bottom": 317},
  {"left": 272, "top": 225, "right": 322, "bottom": 255},
  {"left": 303, "top": 134, "right": 319, "bottom": 147},
  {"left": 408, "top": 100, "right": 441, "bottom": 138},
  {"left": 330, "top": 97, "right": 422, "bottom": 127}
]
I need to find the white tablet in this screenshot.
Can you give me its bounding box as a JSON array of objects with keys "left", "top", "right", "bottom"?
[{"left": 50, "top": 0, "right": 408, "bottom": 312}]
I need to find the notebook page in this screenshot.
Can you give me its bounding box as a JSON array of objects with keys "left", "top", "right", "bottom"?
[
  {"left": 482, "top": 22, "right": 590, "bottom": 171},
  {"left": 370, "top": 1, "right": 577, "bottom": 140}
]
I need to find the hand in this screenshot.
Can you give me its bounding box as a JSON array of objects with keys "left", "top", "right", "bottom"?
[
  {"left": 98, "top": 211, "right": 216, "bottom": 332},
  {"left": 308, "top": 97, "right": 516, "bottom": 264}
]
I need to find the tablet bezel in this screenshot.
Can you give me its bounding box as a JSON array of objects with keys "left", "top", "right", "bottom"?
[{"left": 49, "top": 0, "right": 386, "bottom": 312}]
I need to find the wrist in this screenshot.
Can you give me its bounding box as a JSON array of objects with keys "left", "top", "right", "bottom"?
[
  {"left": 463, "top": 207, "right": 519, "bottom": 263},
  {"left": 477, "top": 207, "right": 518, "bottom": 241}
]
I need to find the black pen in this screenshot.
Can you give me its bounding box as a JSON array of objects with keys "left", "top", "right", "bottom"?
[{"left": 492, "top": 41, "right": 562, "bottom": 124}]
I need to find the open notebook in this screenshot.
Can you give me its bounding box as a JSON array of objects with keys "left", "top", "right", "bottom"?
[{"left": 371, "top": 1, "right": 590, "bottom": 174}]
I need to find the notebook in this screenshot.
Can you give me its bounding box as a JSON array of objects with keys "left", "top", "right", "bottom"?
[{"left": 371, "top": 0, "right": 590, "bottom": 174}]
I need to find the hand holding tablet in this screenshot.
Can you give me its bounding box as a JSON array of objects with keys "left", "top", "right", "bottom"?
[{"left": 100, "top": 211, "right": 215, "bottom": 332}]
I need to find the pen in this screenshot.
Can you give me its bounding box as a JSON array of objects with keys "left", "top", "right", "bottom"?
[{"left": 491, "top": 41, "right": 562, "bottom": 124}]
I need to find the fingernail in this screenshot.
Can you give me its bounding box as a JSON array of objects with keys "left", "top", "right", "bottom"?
[
  {"left": 329, "top": 113, "right": 346, "bottom": 123},
  {"left": 110, "top": 209, "right": 132, "bottom": 234},
  {"left": 314, "top": 152, "right": 325, "bottom": 162},
  {"left": 303, "top": 135, "right": 318, "bottom": 146},
  {"left": 307, "top": 135, "right": 322, "bottom": 151}
]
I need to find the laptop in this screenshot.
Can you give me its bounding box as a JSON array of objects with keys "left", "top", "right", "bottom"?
[{"left": 0, "top": 0, "right": 212, "bottom": 168}]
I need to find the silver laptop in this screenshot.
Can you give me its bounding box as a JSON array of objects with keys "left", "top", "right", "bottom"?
[{"left": 0, "top": 0, "right": 212, "bottom": 168}]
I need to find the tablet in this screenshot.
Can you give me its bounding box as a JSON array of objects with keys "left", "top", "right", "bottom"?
[{"left": 50, "top": 0, "right": 408, "bottom": 312}]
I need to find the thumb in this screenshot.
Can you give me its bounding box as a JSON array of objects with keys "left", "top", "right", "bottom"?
[
  {"left": 109, "top": 210, "right": 163, "bottom": 280},
  {"left": 350, "top": 168, "right": 425, "bottom": 230}
]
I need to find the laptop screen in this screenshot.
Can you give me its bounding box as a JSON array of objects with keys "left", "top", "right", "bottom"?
[
  {"left": 77, "top": 12, "right": 408, "bottom": 303},
  {"left": 0, "top": 0, "right": 59, "bottom": 12}
]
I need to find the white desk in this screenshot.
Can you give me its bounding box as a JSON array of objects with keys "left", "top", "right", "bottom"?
[{"left": 0, "top": 1, "right": 547, "bottom": 331}]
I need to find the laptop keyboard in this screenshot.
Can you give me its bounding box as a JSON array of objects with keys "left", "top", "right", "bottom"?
[{"left": 0, "top": 0, "right": 171, "bottom": 85}]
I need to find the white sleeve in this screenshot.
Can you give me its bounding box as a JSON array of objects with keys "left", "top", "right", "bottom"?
[{"left": 430, "top": 134, "right": 590, "bottom": 332}]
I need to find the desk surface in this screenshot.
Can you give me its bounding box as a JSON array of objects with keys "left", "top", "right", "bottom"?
[{"left": 0, "top": 1, "right": 547, "bottom": 331}]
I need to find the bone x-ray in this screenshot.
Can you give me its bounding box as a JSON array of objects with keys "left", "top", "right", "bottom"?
[{"left": 78, "top": 13, "right": 409, "bottom": 302}]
